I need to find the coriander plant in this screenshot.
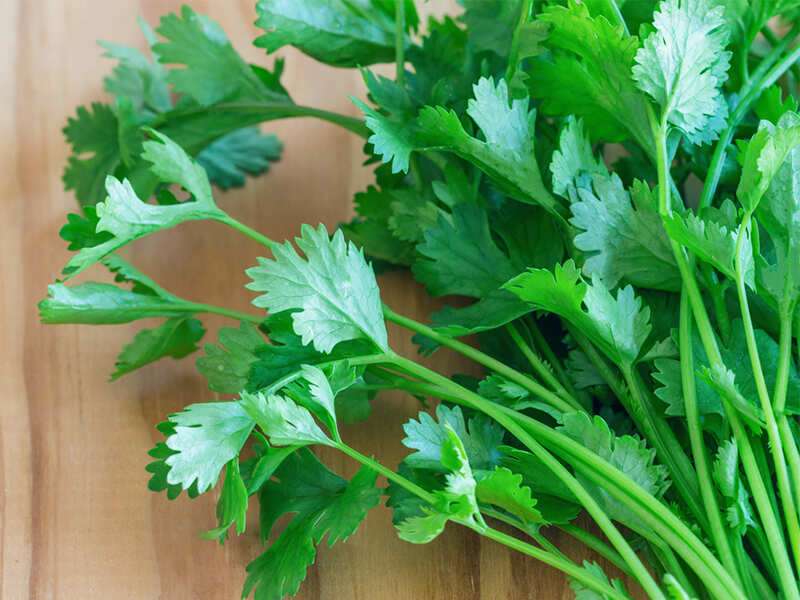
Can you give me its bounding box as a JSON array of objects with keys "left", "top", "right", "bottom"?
[{"left": 43, "top": 1, "right": 800, "bottom": 598}]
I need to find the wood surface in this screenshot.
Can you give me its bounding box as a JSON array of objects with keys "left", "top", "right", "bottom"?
[{"left": 1, "top": 2, "right": 621, "bottom": 598}]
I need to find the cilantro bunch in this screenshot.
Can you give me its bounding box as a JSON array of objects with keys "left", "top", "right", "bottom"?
[{"left": 42, "top": 1, "right": 800, "bottom": 599}]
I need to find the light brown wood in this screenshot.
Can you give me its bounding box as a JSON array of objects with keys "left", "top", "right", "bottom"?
[{"left": 1, "top": 2, "right": 623, "bottom": 598}]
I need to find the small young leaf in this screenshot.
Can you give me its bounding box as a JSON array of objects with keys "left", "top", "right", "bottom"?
[{"left": 241, "top": 392, "right": 333, "bottom": 447}]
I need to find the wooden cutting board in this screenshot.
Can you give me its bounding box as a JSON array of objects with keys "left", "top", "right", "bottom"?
[{"left": 0, "top": 1, "right": 620, "bottom": 597}]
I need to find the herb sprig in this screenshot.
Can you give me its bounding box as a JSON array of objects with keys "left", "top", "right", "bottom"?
[{"left": 44, "top": 1, "right": 800, "bottom": 599}]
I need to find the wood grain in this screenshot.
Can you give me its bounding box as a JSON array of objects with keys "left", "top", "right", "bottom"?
[{"left": 1, "top": 2, "right": 623, "bottom": 598}]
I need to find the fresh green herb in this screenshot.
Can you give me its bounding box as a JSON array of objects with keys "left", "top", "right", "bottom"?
[{"left": 44, "top": 1, "right": 800, "bottom": 598}]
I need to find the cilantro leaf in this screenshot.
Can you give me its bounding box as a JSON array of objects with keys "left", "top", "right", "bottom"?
[
  {"left": 475, "top": 466, "right": 544, "bottom": 524},
  {"left": 111, "top": 316, "right": 205, "bottom": 380},
  {"left": 196, "top": 127, "right": 282, "bottom": 190},
  {"left": 157, "top": 401, "right": 254, "bottom": 494},
  {"left": 413, "top": 204, "right": 517, "bottom": 298},
  {"left": 62, "top": 132, "right": 224, "bottom": 277},
  {"left": 402, "top": 404, "right": 503, "bottom": 471},
  {"left": 196, "top": 322, "right": 267, "bottom": 394},
  {"left": 712, "top": 439, "right": 756, "bottom": 535},
  {"left": 254, "top": 0, "right": 400, "bottom": 68},
  {"left": 62, "top": 103, "right": 122, "bottom": 206},
  {"left": 559, "top": 412, "right": 670, "bottom": 530},
  {"left": 633, "top": 0, "right": 731, "bottom": 144},
  {"left": 570, "top": 175, "right": 680, "bottom": 291},
  {"left": 241, "top": 392, "right": 333, "bottom": 447},
  {"left": 530, "top": 2, "right": 652, "bottom": 152},
  {"left": 550, "top": 117, "right": 609, "bottom": 198},
  {"left": 505, "top": 261, "right": 653, "bottom": 366},
  {"left": 99, "top": 21, "right": 171, "bottom": 114},
  {"left": 202, "top": 459, "right": 249, "bottom": 543},
  {"left": 155, "top": 6, "right": 278, "bottom": 105},
  {"left": 246, "top": 449, "right": 381, "bottom": 599},
  {"left": 246, "top": 224, "right": 388, "bottom": 353}
]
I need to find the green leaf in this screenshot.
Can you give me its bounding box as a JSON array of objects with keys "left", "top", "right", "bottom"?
[
  {"left": 62, "top": 103, "right": 122, "bottom": 205},
  {"left": 427, "top": 289, "right": 532, "bottom": 340},
  {"left": 633, "top": 0, "right": 731, "bottom": 144},
  {"left": 243, "top": 518, "right": 316, "bottom": 600},
  {"left": 550, "top": 116, "right": 608, "bottom": 198},
  {"left": 395, "top": 510, "right": 450, "bottom": 544},
  {"left": 196, "top": 127, "right": 282, "bottom": 190},
  {"left": 63, "top": 132, "right": 223, "bottom": 277},
  {"left": 99, "top": 26, "right": 171, "bottom": 114},
  {"left": 246, "top": 224, "right": 388, "bottom": 353},
  {"left": 246, "top": 449, "right": 381, "bottom": 599},
  {"left": 111, "top": 316, "right": 205, "bottom": 380},
  {"left": 299, "top": 364, "right": 339, "bottom": 432},
  {"left": 354, "top": 98, "right": 417, "bottom": 174},
  {"left": 241, "top": 392, "right": 333, "bottom": 447},
  {"left": 713, "top": 439, "right": 756, "bottom": 535},
  {"left": 202, "top": 459, "right": 248, "bottom": 543},
  {"left": 38, "top": 282, "right": 189, "bottom": 325},
  {"left": 402, "top": 404, "right": 503, "bottom": 471},
  {"left": 499, "top": 447, "right": 581, "bottom": 523},
  {"left": 419, "top": 78, "right": 563, "bottom": 217},
  {"left": 158, "top": 402, "right": 254, "bottom": 494},
  {"left": 569, "top": 561, "right": 627, "bottom": 600},
  {"left": 475, "top": 466, "right": 544, "bottom": 524},
  {"left": 254, "top": 0, "right": 398, "bottom": 68},
  {"left": 570, "top": 176, "right": 680, "bottom": 291},
  {"left": 559, "top": 412, "right": 670, "bottom": 531},
  {"left": 196, "top": 322, "right": 267, "bottom": 394},
  {"left": 154, "top": 6, "right": 278, "bottom": 105},
  {"left": 505, "top": 261, "right": 653, "bottom": 366},
  {"left": 662, "top": 199, "right": 753, "bottom": 286},
  {"left": 413, "top": 204, "right": 517, "bottom": 298},
  {"left": 60, "top": 207, "right": 113, "bottom": 250},
  {"left": 749, "top": 114, "right": 800, "bottom": 311},
  {"left": 462, "top": 0, "right": 547, "bottom": 65},
  {"left": 530, "top": 2, "right": 652, "bottom": 152}
]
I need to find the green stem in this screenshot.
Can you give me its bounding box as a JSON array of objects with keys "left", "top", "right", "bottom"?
[
  {"left": 504, "top": 0, "right": 533, "bottom": 83},
  {"left": 774, "top": 310, "right": 797, "bottom": 415},
  {"left": 506, "top": 323, "right": 581, "bottom": 410},
  {"left": 215, "top": 213, "right": 277, "bottom": 249},
  {"left": 336, "top": 440, "right": 628, "bottom": 600},
  {"left": 557, "top": 524, "right": 631, "bottom": 576},
  {"left": 383, "top": 305, "right": 580, "bottom": 415},
  {"left": 678, "top": 290, "right": 740, "bottom": 585},
  {"left": 379, "top": 372, "right": 743, "bottom": 599},
  {"left": 699, "top": 29, "right": 800, "bottom": 209},
  {"left": 621, "top": 365, "right": 706, "bottom": 529},
  {"left": 653, "top": 104, "right": 800, "bottom": 598},
  {"left": 182, "top": 301, "right": 263, "bottom": 324},
  {"left": 395, "top": 0, "right": 405, "bottom": 87},
  {"left": 386, "top": 355, "right": 666, "bottom": 600},
  {"left": 524, "top": 317, "right": 584, "bottom": 404},
  {"left": 733, "top": 214, "right": 800, "bottom": 577},
  {"left": 480, "top": 527, "right": 630, "bottom": 600}
]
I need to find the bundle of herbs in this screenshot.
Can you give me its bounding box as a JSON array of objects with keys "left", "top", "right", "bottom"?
[{"left": 41, "top": 1, "right": 800, "bottom": 598}]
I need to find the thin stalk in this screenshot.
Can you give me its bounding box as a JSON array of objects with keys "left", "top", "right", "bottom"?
[
  {"left": 182, "top": 301, "right": 263, "bottom": 324},
  {"left": 523, "top": 317, "right": 584, "bottom": 404},
  {"left": 336, "top": 440, "right": 629, "bottom": 600},
  {"left": 215, "top": 213, "right": 277, "bottom": 249},
  {"left": 378, "top": 372, "right": 744, "bottom": 599},
  {"left": 654, "top": 106, "right": 800, "bottom": 598},
  {"left": 382, "top": 305, "right": 580, "bottom": 415},
  {"left": 678, "top": 290, "right": 740, "bottom": 585},
  {"left": 506, "top": 322, "right": 580, "bottom": 409},
  {"left": 504, "top": 0, "right": 532, "bottom": 83},
  {"left": 622, "top": 366, "right": 706, "bottom": 530},
  {"left": 699, "top": 29, "right": 800, "bottom": 209},
  {"left": 385, "top": 353, "right": 665, "bottom": 600},
  {"left": 733, "top": 214, "right": 800, "bottom": 575},
  {"left": 557, "top": 524, "right": 631, "bottom": 576},
  {"left": 775, "top": 314, "right": 800, "bottom": 511},
  {"left": 394, "top": 0, "right": 405, "bottom": 87}
]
